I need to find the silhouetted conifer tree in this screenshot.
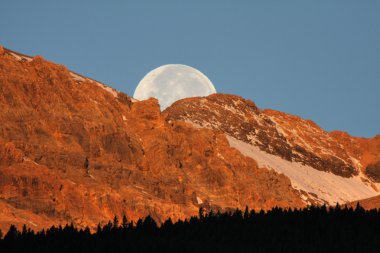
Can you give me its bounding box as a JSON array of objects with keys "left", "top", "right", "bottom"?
[
  {"left": 244, "top": 206, "right": 249, "bottom": 219},
  {"left": 4, "top": 225, "right": 19, "bottom": 241},
  {"left": 1, "top": 204, "right": 380, "bottom": 253},
  {"left": 122, "top": 215, "right": 128, "bottom": 229},
  {"left": 199, "top": 207, "right": 204, "bottom": 220},
  {"left": 113, "top": 216, "right": 119, "bottom": 229}
]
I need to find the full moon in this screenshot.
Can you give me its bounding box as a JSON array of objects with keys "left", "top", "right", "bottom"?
[{"left": 133, "top": 64, "right": 217, "bottom": 110}]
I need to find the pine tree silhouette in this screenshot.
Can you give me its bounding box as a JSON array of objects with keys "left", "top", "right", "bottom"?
[
  {"left": 4, "top": 225, "right": 19, "bottom": 241},
  {"left": 122, "top": 214, "right": 128, "bottom": 229},
  {"left": 1, "top": 204, "right": 380, "bottom": 253}
]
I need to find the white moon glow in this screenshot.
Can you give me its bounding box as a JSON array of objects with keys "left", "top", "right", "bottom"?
[{"left": 133, "top": 64, "right": 217, "bottom": 110}]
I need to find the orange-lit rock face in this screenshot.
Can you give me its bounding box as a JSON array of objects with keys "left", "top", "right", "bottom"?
[
  {"left": 328, "top": 132, "right": 380, "bottom": 181},
  {"left": 165, "top": 95, "right": 359, "bottom": 177},
  {"left": 258, "top": 112, "right": 380, "bottom": 182},
  {"left": 347, "top": 195, "right": 380, "bottom": 210},
  {"left": 0, "top": 48, "right": 303, "bottom": 232}
]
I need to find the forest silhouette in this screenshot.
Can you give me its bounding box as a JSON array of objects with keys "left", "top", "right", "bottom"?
[{"left": 0, "top": 204, "right": 379, "bottom": 253}]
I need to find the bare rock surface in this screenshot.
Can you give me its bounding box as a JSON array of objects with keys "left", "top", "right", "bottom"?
[{"left": 0, "top": 47, "right": 303, "bottom": 232}]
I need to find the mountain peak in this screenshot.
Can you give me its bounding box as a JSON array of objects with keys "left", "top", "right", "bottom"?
[{"left": 166, "top": 92, "right": 380, "bottom": 205}]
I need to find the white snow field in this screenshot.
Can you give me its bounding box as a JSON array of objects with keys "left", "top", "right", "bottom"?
[{"left": 227, "top": 135, "right": 379, "bottom": 205}]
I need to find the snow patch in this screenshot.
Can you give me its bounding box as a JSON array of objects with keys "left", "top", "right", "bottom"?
[
  {"left": 181, "top": 119, "right": 203, "bottom": 129},
  {"left": 23, "top": 156, "right": 39, "bottom": 165},
  {"left": 10, "top": 52, "right": 22, "bottom": 61},
  {"left": 70, "top": 72, "right": 85, "bottom": 82},
  {"left": 267, "top": 116, "right": 288, "bottom": 138},
  {"left": 227, "top": 135, "right": 378, "bottom": 205},
  {"left": 350, "top": 157, "right": 362, "bottom": 170},
  {"left": 222, "top": 104, "right": 244, "bottom": 116},
  {"left": 88, "top": 80, "right": 118, "bottom": 98},
  {"left": 95, "top": 82, "right": 118, "bottom": 98},
  {"left": 246, "top": 134, "right": 263, "bottom": 146},
  {"left": 90, "top": 98, "right": 99, "bottom": 105},
  {"left": 9, "top": 52, "right": 32, "bottom": 62},
  {"left": 28, "top": 220, "right": 38, "bottom": 227},
  {"left": 217, "top": 152, "right": 226, "bottom": 160},
  {"left": 181, "top": 118, "right": 215, "bottom": 129}
]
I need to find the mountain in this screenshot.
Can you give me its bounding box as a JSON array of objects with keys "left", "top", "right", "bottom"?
[
  {"left": 0, "top": 46, "right": 379, "bottom": 232},
  {"left": 165, "top": 95, "right": 380, "bottom": 205}
]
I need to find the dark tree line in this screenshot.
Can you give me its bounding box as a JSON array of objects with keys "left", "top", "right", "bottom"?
[{"left": 0, "top": 204, "right": 379, "bottom": 253}]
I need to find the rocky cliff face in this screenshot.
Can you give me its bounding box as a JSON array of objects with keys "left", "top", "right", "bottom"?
[
  {"left": 165, "top": 94, "right": 361, "bottom": 178},
  {"left": 0, "top": 47, "right": 304, "bottom": 232},
  {"left": 164, "top": 91, "right": 380, "bottom": 205},
  {"left": 0, "top": 46, "right": 379, "bottom": 232}
]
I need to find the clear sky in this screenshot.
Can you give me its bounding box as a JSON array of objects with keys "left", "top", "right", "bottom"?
[{"left": 1, "top": 0, "right": 379, "bottom": 137}]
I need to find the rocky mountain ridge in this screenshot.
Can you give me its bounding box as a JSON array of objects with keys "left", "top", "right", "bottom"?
[
  {"left": 165, "top": 94, "right": 380, "bottom": 204},
  {"left": 0, "top": 46, "right": 302, "bottom": 232},
  {"left": 0, "top": 46, "right": 379, "bottom": 232}
]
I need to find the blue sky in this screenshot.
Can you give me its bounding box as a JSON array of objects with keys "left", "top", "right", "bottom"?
[{"left": 1, "top": 0, "right": 379, "bottom": 137}]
